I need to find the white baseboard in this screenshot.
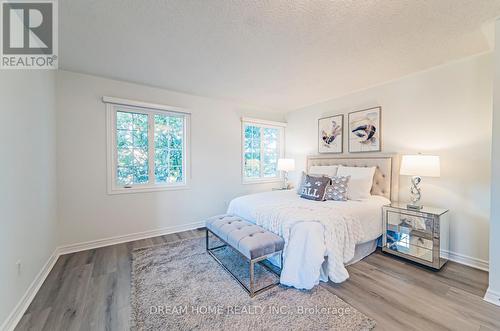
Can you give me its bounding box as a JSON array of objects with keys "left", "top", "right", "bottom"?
[
  {"left": 441, "top": 250, "right": 489, "bottom": 271},
  {"left": 1, "top": 221, "right": 205, "bottom": 331},
  {"left": 1, "top": 250, "right": 59, "bottom": 331},
  {"left": 484, "top": 287, "right": 500, "bottom": 306},
  {"left": 57, "top": 220, "right": 206, "bottom": 255}
]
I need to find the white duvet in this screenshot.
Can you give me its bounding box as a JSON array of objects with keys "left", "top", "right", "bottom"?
[{"left": 227, "top": 190, "right": 389, "bottom": 289}]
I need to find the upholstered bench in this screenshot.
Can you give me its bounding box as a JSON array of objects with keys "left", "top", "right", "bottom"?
[{"left": 205, "top": 214, "right": 284, "bottom": 297}]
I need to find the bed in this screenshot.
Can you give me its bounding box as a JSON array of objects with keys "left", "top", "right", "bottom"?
[{"left": 227, "top": 154, "right": 399, "bottom": 289}]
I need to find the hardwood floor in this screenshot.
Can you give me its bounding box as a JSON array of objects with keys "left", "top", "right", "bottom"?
[
  {"left": 15, "top": 229, "right": 499, "bottom": 331},
  {"left": 323, "top": 253, "right": 498, "bottom": 331}
]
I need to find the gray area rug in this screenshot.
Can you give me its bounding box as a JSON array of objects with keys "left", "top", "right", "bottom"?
[{"left": 131, "top": 238, "right": 376, "bottom": 331}]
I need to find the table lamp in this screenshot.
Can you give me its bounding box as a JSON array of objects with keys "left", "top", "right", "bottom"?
[
  {"left": 400, "top": 154, "right": 440, "bottom": 210},
  {"left": 277, "top": 158, "right": 295, "bottom": 189}
]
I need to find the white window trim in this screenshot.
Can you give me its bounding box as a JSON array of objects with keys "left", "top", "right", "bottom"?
[
  {"left": 241, "top": 117, "right": 287, "bottom": 128},
  {"left": 103, "top": 96, "right": 191, "bottom": 114},
  {"left": 241, "top": 118, "right": 286, "bottom": 184},
  {"left": 104, "top": 97, "right": 191, "bottom": 195}
]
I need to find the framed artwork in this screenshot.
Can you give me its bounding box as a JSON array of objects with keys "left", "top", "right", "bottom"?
[
  {"left": 348, "top": 107, "right": 381, "bottom": 153},
  {"left": 318, "top": 114, "right": 343, "bottom": 153}
]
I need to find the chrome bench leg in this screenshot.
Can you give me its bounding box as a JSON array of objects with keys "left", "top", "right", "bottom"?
[
  {"left": 206, "top": 229, "right": 226, "bottom": 251},
  {"left": 205, "top": 228, "right": 209, "bottom": 251},
  {"left": 250, "top": 260, "right": 255, "bottom": 297}
]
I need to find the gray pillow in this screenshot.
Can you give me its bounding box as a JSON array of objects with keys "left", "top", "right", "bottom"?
[
  {"left": 299, "top": 175, "right": 331, "bottom": 201},
  {"left": 324, "top": 176, "right": 351, "bottom": 201}
]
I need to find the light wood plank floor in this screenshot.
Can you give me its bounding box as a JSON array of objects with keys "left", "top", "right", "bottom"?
[{"left": 15, "top": 229, "right": 500, "bottom": 331}]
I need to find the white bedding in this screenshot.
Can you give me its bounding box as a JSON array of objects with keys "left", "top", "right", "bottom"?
[{"left": 227, "top": 190, "right": 389, "bottom": 289}]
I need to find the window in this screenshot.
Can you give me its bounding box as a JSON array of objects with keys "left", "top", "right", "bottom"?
[
  {"left": 104, "top": 97, "right": 190, "bottom": 194},
  {"left": 242, "top": 118, "right": 285, "bottom": 183}
]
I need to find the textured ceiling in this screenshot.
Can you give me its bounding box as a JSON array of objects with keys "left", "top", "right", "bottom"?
[{"left": 59, "top": 0, "right": 500, "bottom": 112}]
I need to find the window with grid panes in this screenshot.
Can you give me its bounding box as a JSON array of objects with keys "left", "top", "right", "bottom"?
[
  {"left": 242, "top": 120, "right": 285, "bottom": 182},
  {"left": 106, "top": 100, "right": 189, "bottom": 193}
]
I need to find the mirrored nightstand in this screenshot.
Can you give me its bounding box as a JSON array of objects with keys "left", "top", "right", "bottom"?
[{"left": 382, "top": 202, "right": 449, "bottom": 269}]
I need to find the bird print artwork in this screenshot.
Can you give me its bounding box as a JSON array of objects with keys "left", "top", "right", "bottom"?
[
  {"left": 319, "top": 116, "right": 343, "bottom": 153},
  {"left": 348, "top": 107, "right": 381, "bottom": 152},
  {"left": 351, "top": 124, "right": 377, "bottom": 144},
  {"left": 321, "top": 120, "right": 342, "bottom": 146}
]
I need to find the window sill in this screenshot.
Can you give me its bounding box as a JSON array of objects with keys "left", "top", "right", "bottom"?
[
  {"left": 107, "top": 184, "right": 190, "bottom": 195},
  {"left": 242, "top": 178, "right": 283, "bottom": 185}
]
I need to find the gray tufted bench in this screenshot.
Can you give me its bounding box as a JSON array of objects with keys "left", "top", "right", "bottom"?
[{"left": 205, "top": 214, "right": 284, "bottom": 297}]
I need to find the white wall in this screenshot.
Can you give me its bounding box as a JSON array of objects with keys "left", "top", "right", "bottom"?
[
  {"left": 286, "top": 53, "right": 492, "bottom": 265},
  {"left": 56, "top": 71, "right": 286, "bottom": 246},
  {"left": 0, "top": 71, "right": 57, "bottom": 325},
  {"left": 486, "top": 20, "right": 500, "bottom": 305}
]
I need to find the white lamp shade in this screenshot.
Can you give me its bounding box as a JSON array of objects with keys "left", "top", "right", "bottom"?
[
  {"left": 400, "top": 155, "right": 440, "bottom": 177},
  {"left": 277, "top": 158, "right": 295, "bottom": 172}
]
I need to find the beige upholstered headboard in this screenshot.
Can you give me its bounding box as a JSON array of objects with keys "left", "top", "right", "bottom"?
[{"left": 306, "top": 154, "right": 400, "bottom": 201}]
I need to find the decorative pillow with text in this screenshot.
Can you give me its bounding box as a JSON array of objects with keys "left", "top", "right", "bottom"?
[{"left": 300, "top": 175, "right": 331, "bottom": 201}]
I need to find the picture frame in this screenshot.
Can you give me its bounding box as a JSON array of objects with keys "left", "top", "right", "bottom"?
[
  {"left": 348, "top": 107, "right": 381, "bottom": 153},
  {"left": 318, "top": 114, "right": 343, "bottom": 154}
]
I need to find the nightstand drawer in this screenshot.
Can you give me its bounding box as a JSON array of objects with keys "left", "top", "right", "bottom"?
[
  {"left": 387, "top": 242, "right": 433, "bottom": 262},
  {"left": 386, "top": 230, "right": 434, "bottom": 262},
  {"left": 386, "top": 210, "right": 434, "bottom": 235}
]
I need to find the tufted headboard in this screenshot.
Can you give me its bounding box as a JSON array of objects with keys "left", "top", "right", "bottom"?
[{"left": 306, "top": 154, "right": 400, "bottom": 201}]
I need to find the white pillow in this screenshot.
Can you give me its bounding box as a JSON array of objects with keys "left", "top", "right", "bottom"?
[
  {"left": 308, "top": 165, "right": 338, "bottom": 178},
  {"left": 296, "top": 171, "right": 306, "bottom": 194},
  {"left": 336, "top": 166, "right": 376, "bottom": 200}
]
